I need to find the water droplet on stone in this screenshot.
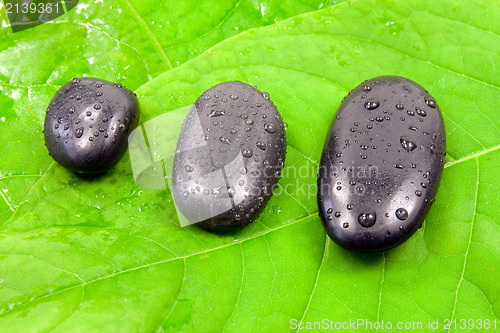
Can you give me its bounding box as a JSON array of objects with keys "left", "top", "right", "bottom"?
[
  {"left": 358, "top": 210, "right": 377, "bottom": 227},
  {"left": 264, "top": 123, "right": 275, "bottom": 133},
  {"left": 402, "top": 85, "right": 412, "bottom": 93},
  {"left": 364, "top": 98, "right": 380, "bottom": 110},
  {"left": 219, "top": 136, "right": 231, "bottom": 144},
  {"left": 75, "top": 127, "right": 83, "bottom": 138},
  {"left": 400, "top": 136, "right": 416, "bottom": 152},
  {"left": 416, "top": 107, "right": 426, "bottom": 117},
  {"left": 425, "top": 98, "right": 436, "bottom": 108},
  {"left": 395, "top": 208, "right": 408, "bottom": 220},
  {"left": 242, "top": 148, "right": 253, "bottom": 158},
  {"left": 209, "top": 109, "right": 225, "bottom": 117},
  {"left": 256, "top": 141, "right": 266, "bottom": 150},
  {"left": 396, "top": 103, "right": 404, "bottom": 110}
]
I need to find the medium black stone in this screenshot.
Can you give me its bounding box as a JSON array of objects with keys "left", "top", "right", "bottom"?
[
  {"left": 44, "top": 77, "right": 139, "bottom": 174},
  {"left": 171, "top": 81, "right": 286, "bottom": 232},
  {"left": 318, "top": 76, "right": 446, "bottom": 252}
]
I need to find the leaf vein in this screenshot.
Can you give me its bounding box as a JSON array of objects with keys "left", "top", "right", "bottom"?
[
  {"left": 156, "top": 258, "right": 186, "bottom": 332},
  {"left": 375, "top": 253, "right": 386, "bottom": 332},
  {"left": 165, "top": 0, "right": 243, "bottom": 50},
  {"left": 121, "top": 0, "right": 172, "bottom": 69},
  {"left": 0, "top": 213, "right": 318, "bottom": 317},
  {"left": 222, "top": 243, "right": 244, "bottom": 332},
  {"left": 296, "top": 235, "right": 328, "bottom": 330},
  {"left": 448, "top": 157, "right": 479, "bottom": 331},
  {"left": 444, "top": 145, "right": 500, "bottom": 168},
  {"left": 0, "top": 191, "right": 14, "bottom": 212}
]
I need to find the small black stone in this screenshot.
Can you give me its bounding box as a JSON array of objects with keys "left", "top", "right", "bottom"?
[
  {"left": 317, "top": 76, "right": 446, "bottom": 252},
  {"left": 171, "top": 81, "right": 286, "bottom": 232},
  {"left": 44, "top": 78, "right": 139, "bottom": 174}
]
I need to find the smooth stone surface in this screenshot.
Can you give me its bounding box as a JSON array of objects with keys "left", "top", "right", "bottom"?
[
  {"left": 171, "top": 81, "right": 286, "bottom": 232},
  {"left": 44, "top": 77, "right": 139, "bottom": 174},
  {"left": 318, "top": 76, "right": 446, "bottom": 252}
]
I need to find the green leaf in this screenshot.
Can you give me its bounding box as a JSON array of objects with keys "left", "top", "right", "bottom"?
[
  {"left": 0, "top": 0, "right": 335, "bottom": 225},
  {"left": 1, "top": 0, "right": 499, "bottom": 331}
]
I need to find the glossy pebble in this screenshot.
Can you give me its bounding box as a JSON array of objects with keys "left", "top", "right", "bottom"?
[
  {"left": 44, "top": 77, "right": 139, "bottom": 173},
  {"left": 171, "top": 81, "right": 286, "bottom": 232},
  {"left": 318, "top": 76, "right": 446, "bottom": 252}
]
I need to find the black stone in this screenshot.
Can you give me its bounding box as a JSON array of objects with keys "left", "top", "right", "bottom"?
[
  {"left": 171, "top": 81, "right": 286, "bottom": 232},
  {"left": 318, "top": 76, "right": 446, "bottom": 252},
  {"left": 44, "top": 77, "right": 139, "bottom": 174}
]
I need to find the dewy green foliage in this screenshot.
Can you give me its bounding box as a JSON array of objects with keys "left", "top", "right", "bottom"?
[{"left": 0, "top": 0, "right": 498, "bottom": 331}]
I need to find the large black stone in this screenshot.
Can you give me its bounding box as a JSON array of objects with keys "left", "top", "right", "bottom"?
[{"left": 318, "top": 76, "right": 446, "bottom": 252}]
